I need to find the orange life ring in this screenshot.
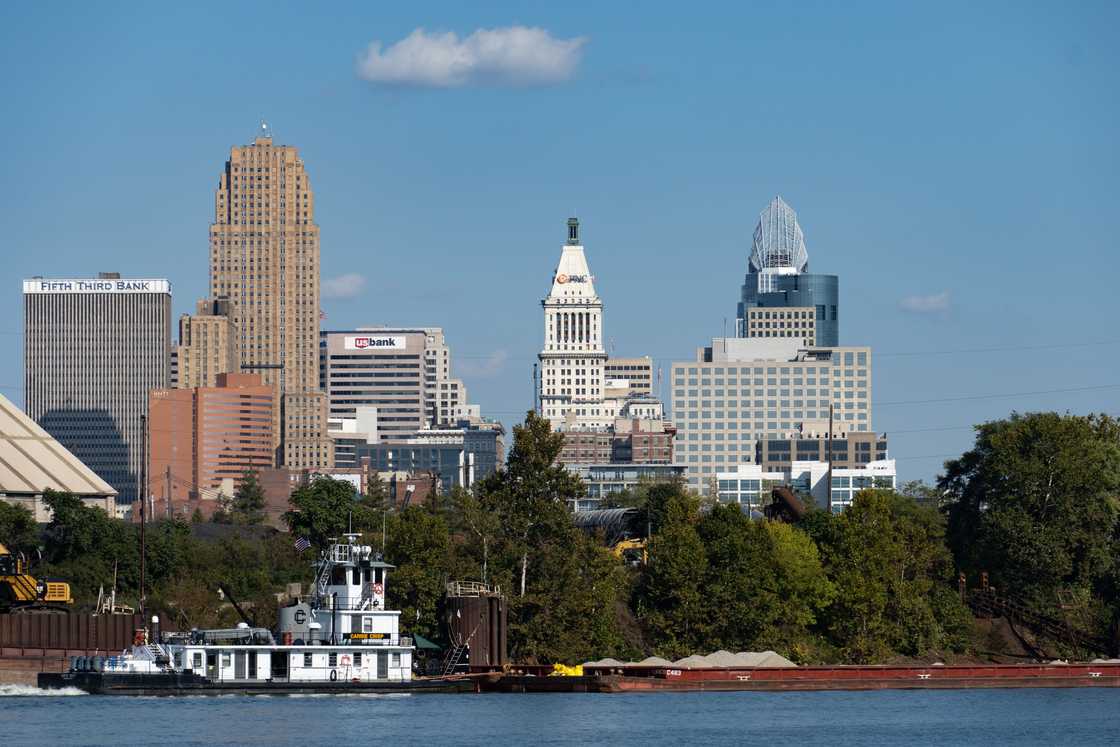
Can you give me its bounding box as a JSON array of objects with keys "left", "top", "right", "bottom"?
[
  {"left": 372, "top": 583, "right": 384, "bottom": 595},
  {"left": 340, "top": 654, "right": 351, "bottom": 667}
]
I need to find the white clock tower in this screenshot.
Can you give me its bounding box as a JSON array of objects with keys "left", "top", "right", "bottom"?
[{"left": 539, "top": 218, "right": 613, "bottom": 431}]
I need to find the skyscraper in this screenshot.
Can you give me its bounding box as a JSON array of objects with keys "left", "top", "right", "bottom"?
[
  {"left": 670, "top": 338, "right": 873, "bottom": 495},
  {"left": 208, "top": 123, "right": 331, "bottom": 469},
  {"left": 736, "top": 197, "right": 839, "bottom": 346},
  {"left": 148, "top": 373, "right": 274, "bottom": 519},
  {"left": 23, "top": 273, "right": 171, "bottom": 505},
  {"left": 319, "top": 327, "right": 473, "bottom": 439},
  {"left": 174, "top": 298, "right": 236, "bottom": 390},
  {"left": 539, "top": 218, "right": 612, "bottom": 431}
]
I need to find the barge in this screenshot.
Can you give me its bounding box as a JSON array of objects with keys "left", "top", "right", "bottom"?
[
  {"left": 38, "top": 534, "right": 472, "bottom": 695},
  {"left": 486, "top": 661, "right": 1120, "bottom": 693}
]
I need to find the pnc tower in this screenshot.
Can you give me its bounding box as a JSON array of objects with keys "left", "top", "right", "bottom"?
[
  {"left": 539, "top": 218, "right": 612, "bottom": 431},
  {"left": 208, "top": 123, "right": 331, "bottom": 469}
]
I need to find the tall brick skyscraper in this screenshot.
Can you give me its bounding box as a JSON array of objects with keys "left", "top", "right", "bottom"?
[{"left": 208, "top": 123, "right": 331, "bottom": 468}]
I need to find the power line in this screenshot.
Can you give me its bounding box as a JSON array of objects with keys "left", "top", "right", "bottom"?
[
  {"left": 876, "top": 339, "right": 1120, "bottom": 358},
  {"left": 875, "top": 383, "right": 1120, "bottom": 407}
]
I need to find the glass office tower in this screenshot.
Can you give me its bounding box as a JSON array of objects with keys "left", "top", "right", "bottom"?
[{"left": 736, "top": 197, "right": 839, "bottom": 346}]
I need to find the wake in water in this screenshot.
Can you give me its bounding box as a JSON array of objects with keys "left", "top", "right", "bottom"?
[{"left": 0, "top": 684, "right": 87, "bottom": 697}]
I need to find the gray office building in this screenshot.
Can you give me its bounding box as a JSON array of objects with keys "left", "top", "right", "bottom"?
[
  {"left": 23, "top": 274, "right": 172, "bottom": 505},
  {"left": 334, "top": 423, "right": 503, "bottom": 491},
  {"left": 670, "top": 338, "right": 872, "bottom": 495},
  {"left": 736, "top": 197, "right": 839, "bottom": 346},
  {"left": 320, "top": 328, "right": 471, "bottom": 440}
]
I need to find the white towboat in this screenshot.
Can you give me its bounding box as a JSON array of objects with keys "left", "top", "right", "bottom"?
[{"left": 40, "top": 535, "right": 472, "bottom": 695}]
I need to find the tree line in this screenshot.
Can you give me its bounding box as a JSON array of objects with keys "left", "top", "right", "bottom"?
[{"left": 1, "top": 410, "right": 1117, "bottom": 664}]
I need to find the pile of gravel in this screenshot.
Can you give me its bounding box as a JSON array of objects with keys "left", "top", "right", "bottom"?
[{"left": 586, "top": 650, "right": 797, "bottom": 669}]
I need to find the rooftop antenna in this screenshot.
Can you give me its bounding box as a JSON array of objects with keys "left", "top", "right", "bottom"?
[{"left": 259, "top": 119, "right": 272, "bottom": 139}]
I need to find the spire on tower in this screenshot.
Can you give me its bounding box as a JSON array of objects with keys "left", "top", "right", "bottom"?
[
  {"left": 258, "top": 119, "right": 272, "bottom": 141},
  {"left": 567, "top": 217, "right": 580, "bottom": 245}
]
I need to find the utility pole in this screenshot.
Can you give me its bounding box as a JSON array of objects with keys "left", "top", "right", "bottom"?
[
  {"left": 532, "top": 363, "right": 538, "bottom": 415},
  {"left": 826, "top": 404, "right": 834, "bottom": 513},
  {"left": 165, "top": 466, "right": 172, "bottom": 517},
  {"left": 139, "top": 413, "right": 147, "bottom": 616}
]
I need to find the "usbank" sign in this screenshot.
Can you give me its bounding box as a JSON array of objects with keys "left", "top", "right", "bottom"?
[{"left": 344, "top": 335, "right": 407, "bottom": 351}]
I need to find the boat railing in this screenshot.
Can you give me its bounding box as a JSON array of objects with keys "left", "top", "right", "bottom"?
[
  {"left": 285, "top": 633, "right": 413, "bottom": 647},
  {"left": 316, "top": 598, "right": 392, "bottom": 612},
  {"left": 446, "top": 580, "right": 501, "bottom": 598}
]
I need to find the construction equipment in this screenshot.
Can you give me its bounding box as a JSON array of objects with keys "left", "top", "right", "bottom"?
[
  {"left": 0, "top": 542, "right": 74, "bottom": 612},
  {"left": 611, "top": 538, "right": 648, "bottom": 566}
]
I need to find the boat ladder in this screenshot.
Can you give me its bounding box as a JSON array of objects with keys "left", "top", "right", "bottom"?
[
  {"left": 314, "top": 560, "right": 332, "bottom": 598},
  {"left": 441, "top": 643, "right": 468, "bottom": 676},
  {"left": 144, "top": 643, "right": 168, "bottom": 663}
]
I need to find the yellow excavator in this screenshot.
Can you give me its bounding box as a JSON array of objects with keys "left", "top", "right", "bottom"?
[
  {"left": 611, "top": 538, "right": 648, "bottom": 566},
  {"left": 0, "top": 542, "right": 73, "bottom": 612}
]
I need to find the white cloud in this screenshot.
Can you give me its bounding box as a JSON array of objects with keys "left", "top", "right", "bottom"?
[
  {"left": 356, "top": 26, "right": 587, "bottom": 88},
  {"left": 457, "top": 349, "right": 508, "bottom": 378},
  {"left": 322, "top": 273, "right": 366, "bottom": 299},
  {"left": 899, "top": 291, "right": 951, "bottom": 314}
]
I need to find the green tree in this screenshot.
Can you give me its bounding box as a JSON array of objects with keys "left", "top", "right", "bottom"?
[
  {"left": 941, "top": 412, "right": 1120, "bottom": 652},
  {"left": 514, "top": 530, "right": 632, "bottom": 663},
  {"left": 636, "top": 516, "right": 708, "bottom": 659},
  {"left": 282, "top": 477, "right": 377, "bottom": 548},
  {"left": 231, "top": 470, "right": 266, "bottom": 525},
  {"left": 644, "top": 479, "right": 700, "bottom": 535},
  {"left": 450, "top": 485, "right": 500, "bottom": 585},
  {"left": 812, "top": 489, "right": 971, "bottom": 662},
  {"left": 385, "top": 505, "right": 451, "bottom": 642},
  {"left": 211, "top": 493, "right": 233, "bottom": 524},
  {"left": 0, "top": 501, "right": 38, "bottom": 554},
  {"left": 477, "top": 411, "right": 582, "bottom": 598},
  {"left": 899, "top": 479, "right": 943, "bottom": 510},
  {"left": 761, "top": 521, "right": 835, "bottom": 656}
]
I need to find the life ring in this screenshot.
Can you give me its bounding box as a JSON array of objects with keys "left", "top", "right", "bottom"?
[
  {"left": 340, "top": 654, "right": 351, "bottom": 667},
  {"left": 330, "top": 669, "right": 338, "bottom": 682},
  {"left": 373, "top": 583, "right": 384, "bottom": 595}
]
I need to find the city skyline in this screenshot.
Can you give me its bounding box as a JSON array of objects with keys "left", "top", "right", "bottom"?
[{"left": 2, "top": 3, "right": 1118, "bottom": 485}]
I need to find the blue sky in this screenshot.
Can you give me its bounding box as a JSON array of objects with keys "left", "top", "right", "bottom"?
[{"left": 1, "top": 1, "right": 1117, "bottom": 483}]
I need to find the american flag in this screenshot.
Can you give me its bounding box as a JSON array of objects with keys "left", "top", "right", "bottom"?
[
  {"left": 294, "top": 537, "right": 311, "bottom": 552},
  {"left": 319, "top": 309, "right": 327, "bottom": 320}
]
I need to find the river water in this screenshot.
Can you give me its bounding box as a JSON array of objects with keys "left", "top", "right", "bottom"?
[{"left": 1, "top": 685, "right": 1118, "bottom": 745}]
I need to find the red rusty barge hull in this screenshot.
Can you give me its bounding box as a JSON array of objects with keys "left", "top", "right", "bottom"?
[{"left": 490, "top": 663, "right": 1120, "bottom": 693}]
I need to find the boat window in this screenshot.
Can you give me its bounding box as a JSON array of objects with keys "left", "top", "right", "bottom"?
[
  {"left": 192, "top": 652, "right": 203, "bottom": 669},
  {"left": 221, "top": 652, "right": 231, "bottom": 668},
  {"left": 362, "top": 616, "right": 373, "bottom": 633},
  {"left": 303, "top": 652, "right": 312, "bottom": 668},
  {"left": 352, "top": 567, "right": 360, "bottom": 585},
  {"left": 354, "top": 652, "right": 362, "bottom": 668},
  {"left": 391, "top": 652, "right": 400, "bottom": 667},
  {"left": 331, "top": 567, "right": 346, "bottom": 585},
  {"left": 329, "top": 652, "right": 338, "bottom": 667},
  {"left": 375, "top": 568, "right": 383, "bottom": 584},
  {"left": 173, "top": 652, "right": 183, "bottom": 668}
]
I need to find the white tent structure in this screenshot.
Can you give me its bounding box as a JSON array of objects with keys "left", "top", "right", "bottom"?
[{"left": 0, "top": 393, "right": 117, "bottom": 521}]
